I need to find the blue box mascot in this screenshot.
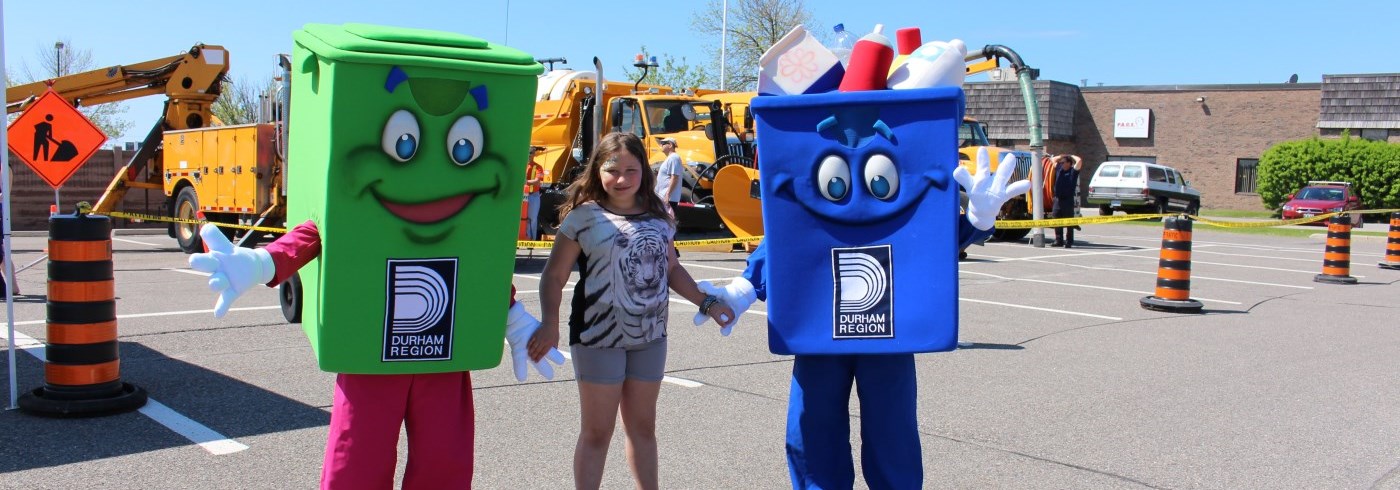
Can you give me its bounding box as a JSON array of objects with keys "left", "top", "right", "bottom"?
[{"left": 698, "top": 37, "right": 1031, "bottom": 490}]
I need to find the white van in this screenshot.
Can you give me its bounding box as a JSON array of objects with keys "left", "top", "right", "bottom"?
[{"left": 1087, "top": 161, "right": 1201, "bottom": 216}]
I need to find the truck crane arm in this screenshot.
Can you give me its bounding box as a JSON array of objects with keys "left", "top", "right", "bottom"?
[
  {"left": 7, "top": 44, "right": 229, "bottom": 131},
  {"left": 6, "top": 44, "right": 230, "bottom": 214}
]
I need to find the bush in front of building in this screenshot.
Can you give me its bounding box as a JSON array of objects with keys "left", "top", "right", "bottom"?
[{"left": 1257, "top": 133, "right": 1400, "bottom": 212}]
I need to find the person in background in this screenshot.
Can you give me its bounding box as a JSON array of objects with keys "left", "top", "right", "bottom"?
[
  {"left": 524, "top": 145, "right": 548, "bottom": 240},
  {"left": 528, "top": 132, "right": 733, "bottom": 490},
  {"left": 1051, "top": 154, "right": 1083, "bottom": 247},
  {"left": 653, "top": 137, "right": 683, "bottom": 216}
]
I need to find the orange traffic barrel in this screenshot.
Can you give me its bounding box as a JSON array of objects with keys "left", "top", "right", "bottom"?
[
  {"left": 19, "top": 208, "right": 147, "bottom": 417},
  {"left": 1380, "top": 212, "right": 1400, "bottom": 270},
  {"left": 1140, "top": 216, "right": 1203, "bottom": 313},
  {"left": 1315, "top": 214, "right": 1358, "bottom": 284}
]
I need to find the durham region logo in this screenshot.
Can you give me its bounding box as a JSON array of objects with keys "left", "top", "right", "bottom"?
[
  {"left": 831, "top": 245, "right": 894, "bottom": 339},
  {"left": 383, "top": 258, "right": 457, "bottom": 361}
]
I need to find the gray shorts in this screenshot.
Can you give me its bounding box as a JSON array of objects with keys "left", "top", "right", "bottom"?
[{"left": 569, "top": 338, "right": 668, "bottom": 384}]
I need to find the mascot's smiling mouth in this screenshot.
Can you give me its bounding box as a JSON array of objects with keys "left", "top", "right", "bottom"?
[{"left": 373, "top": 188, "right": 476, "bottom": 224}]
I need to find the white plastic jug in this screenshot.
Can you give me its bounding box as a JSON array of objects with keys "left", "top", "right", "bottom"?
[{"left": 888, "top": 39, "right": 968, "bottom": 89}]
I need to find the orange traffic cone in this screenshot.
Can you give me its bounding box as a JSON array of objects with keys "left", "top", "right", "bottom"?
[
  {"left": 1380, "top": 212, "right": 1400, "bottom": 270},
  {"left": 1140, "top": 216, "right": 1203, "bottom": 313},
  {"left": 20, "top": 208, "right": 146, "bottom": 416},
  {"left": 1315, "top": 215, "right": 1358, "bottom": 284}
]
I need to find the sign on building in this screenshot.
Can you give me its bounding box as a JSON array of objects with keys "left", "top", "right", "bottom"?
[{"left": 1114, "top": 108, "right": 1151, "bottom": 138}]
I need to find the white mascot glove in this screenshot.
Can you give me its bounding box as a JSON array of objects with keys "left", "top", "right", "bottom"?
[
  {"left": 188, "top": 224, "right": 275, "bottom": 318},
  {"left": 953, "top": 147, "right": 1033, "bottom": 231},
  {"left": 692, "top": 277, "right": 757, "bottom": 336},
  {"left": 505, "top": 302, "right": 565, "bottom": 382}
]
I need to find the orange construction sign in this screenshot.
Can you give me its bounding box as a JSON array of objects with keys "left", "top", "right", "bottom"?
[{"left": 6, "top": 88, "right": 108, "bottom": 189}]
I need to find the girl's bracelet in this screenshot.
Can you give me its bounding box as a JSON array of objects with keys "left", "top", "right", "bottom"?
[{"left": 699, "top": 295, "right": 719, "bottom": 315}]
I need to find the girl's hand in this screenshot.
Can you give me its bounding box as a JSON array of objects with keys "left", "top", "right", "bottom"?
[
  {"left": 527, "top": 324, "right": 560, "bottom": 363},
  {"left": 707, "top": 303, "right": 735, "bottom": 330}
]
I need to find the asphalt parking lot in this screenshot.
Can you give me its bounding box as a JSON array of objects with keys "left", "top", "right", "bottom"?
[{"left": 3, "top": 222, "right": 1399, "bottom": 489}]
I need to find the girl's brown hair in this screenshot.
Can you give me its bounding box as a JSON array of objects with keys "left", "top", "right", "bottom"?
[{"left": 558, "top": 132, "right": 674, "bottom": 223}]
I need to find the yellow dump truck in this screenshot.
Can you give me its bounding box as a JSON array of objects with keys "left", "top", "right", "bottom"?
[{"left": 530, "top": 68, "right": 754, "bottom": 234}]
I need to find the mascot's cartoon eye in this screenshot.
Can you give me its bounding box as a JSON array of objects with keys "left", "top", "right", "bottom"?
[
  {"left": 381, "top": 110, "right": 420, "bottom": 162},
  {"left": 863, "top": 154, "right": 899, "bottom": 200},
  {"left": 446, "top": 115, "right": 485, "bottom": 166},
  {"left": 816, "top": 155, "right": 851, "bottom": 201}
]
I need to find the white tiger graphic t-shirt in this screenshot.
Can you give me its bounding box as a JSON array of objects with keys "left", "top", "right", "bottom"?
[{"left": 559, "top": 202, "right": 675, "bottom": 348}]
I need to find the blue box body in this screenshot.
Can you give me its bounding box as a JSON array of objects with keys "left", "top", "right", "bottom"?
[{"left": 752, "top": 86, "right": 965, "bottom": 355}]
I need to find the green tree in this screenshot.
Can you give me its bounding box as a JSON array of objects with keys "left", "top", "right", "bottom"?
[
  {"left": 690, "top": 0, "right": 818, "bottom": 91},
  {"left": 621, "top": 46, "right": 715, "bottom": 92},
  {"left": 13, "top": 38, "right": 133, "bottom": 140},
  {"left": 1257, "top": 132, "right": 1400, "bottom": 212},
  {"left": 212, "top": 76, "right": 276, "bottom": 125}
]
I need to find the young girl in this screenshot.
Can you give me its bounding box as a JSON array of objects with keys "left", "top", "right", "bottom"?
[{"left": 527, "top": 132, "right": 733, "bottom": 490}]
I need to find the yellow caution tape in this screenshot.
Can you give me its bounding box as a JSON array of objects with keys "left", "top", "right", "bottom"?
[
  {"left": 101, "top": 211, "right": 290, "bottom": 233},
  {"left": 94, "top": 204, "right": 1400, "bottom": 251},
  {"left": 994, "top": 214, "right": 1168, "bottom": 229},
  {"left": 676, "top": 236, "right": 764, "bottom": 248},
  {"left": 1185, "top": 214, "right": 1334, "bottom": 228},
  {"left": 999, "top": 208, "right": 1400, "bottom": 230}
]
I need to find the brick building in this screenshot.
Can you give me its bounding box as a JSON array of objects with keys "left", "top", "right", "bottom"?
[{"left": 965, "top": 73, "right": 1400, "bottom": 211}]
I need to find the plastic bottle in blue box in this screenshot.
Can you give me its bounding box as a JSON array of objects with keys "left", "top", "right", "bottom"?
[{"left": 750, "top": 86, "right": 973, "bottom": 355}]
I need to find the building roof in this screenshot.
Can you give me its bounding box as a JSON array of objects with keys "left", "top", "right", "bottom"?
[
  {"left": 965, "top": 80, "right": 1079, "bottom": 141},
  {"left": 1317, "top": 73, "right": 1400, "bottom": 129}
]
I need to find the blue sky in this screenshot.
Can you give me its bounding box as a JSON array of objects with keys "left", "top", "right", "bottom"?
[{"left": 6, "top": 0, "right": 1398, "bottom": 141}]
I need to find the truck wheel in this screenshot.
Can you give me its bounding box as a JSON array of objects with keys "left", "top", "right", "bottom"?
[
  {"left": 174, "top": 187, "right": 203, "bottom": 253},
  {"left": 1149, "top": 198, "right": 1170, "bottom": 221},
  {"left": 280, "top": 272, "right": 303, "bottom": 324},
  {"left": 1186, "top": 201, "right": 1200, "bottom": 216},
  {"left": 1099, "top": 204, "right": 1112, "bottom": 216}
]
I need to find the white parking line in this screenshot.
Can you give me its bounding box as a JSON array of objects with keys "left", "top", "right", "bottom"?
[
  {"left": 139, "top": 400, "right": 250, "bottom": 455},
  {"left": 1187, "top": 248, "right": 1329, "bottom": 263},
  {"left": 6, "top": 306, "right": 284, "bottom": 327},
  {"left": 1111, "top": 252, "right": 1367, "bottom": 278},
  {"left": 1088, "top": 234, "right": 1388, "bottom": 258},
  {"left": 679, "top": 262, "right": 747, "bottom": 273},
  {"left": 969, "top": 255, "right": 1316, "bottom": 290},
  {"left": 113, "top": 237, "right": 165, "bottom": 247},
  {"left": 958, "top": 298, "right": 1123, "bottom": 320},
  {"left": 554, "top": 347, "right": 705, "bottom": 388},
  {"left": 967, "top": 247, "right": 1152, "bottom": 263},
  {"left": 960, "top": 270, "right": 1242, "bottom": 305},
  {"left": 9, "top": 331, "right": 247, "bottom": 455}
]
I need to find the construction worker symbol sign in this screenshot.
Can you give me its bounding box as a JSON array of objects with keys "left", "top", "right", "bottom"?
[{"left": 6, "top": 89, "right": 108, "bottom": 189}]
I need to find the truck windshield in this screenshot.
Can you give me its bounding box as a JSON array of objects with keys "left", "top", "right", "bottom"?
[
  {"left": 958, "top": 121, "right": 991, "bottom": 147},
  {"left": 646, "top": 100, "right": 713, "bottom": 135}
]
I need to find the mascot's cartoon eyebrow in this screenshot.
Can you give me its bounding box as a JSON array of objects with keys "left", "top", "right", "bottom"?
[
  {"left": 383, "top": 66, "right": 491, "bottom": 112},
  {"left": 815, "top": 111, "right": 896, "bottom": 148}
]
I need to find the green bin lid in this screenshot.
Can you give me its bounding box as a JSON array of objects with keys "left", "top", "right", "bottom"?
[{"left": 295, "top": 23, "right": 541, "bottom": 76}]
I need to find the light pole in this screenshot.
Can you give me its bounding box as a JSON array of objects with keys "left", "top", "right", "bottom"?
[
  {"left": 53, "top": 41, "right": 64, "bottom": 77},
  {"left": 720, "top": 0, "right": 727, "bottom": 91}
]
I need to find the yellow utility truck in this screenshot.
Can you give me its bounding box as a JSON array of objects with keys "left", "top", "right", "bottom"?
[{"left": 6, "top": 45, "right": 293, "bottom": 253}]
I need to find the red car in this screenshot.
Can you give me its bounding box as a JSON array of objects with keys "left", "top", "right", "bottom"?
[{"left": 1280, "top": 181, "right": 1363, "bottom": 227}]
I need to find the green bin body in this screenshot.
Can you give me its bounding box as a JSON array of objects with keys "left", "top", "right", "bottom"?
[{"left": 289, "top": 23, "right": 541, "bottom": 373}]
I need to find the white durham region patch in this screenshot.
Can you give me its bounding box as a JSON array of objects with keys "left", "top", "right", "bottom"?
[
  {"left": 382, "top": 258, "right": 457, "bottom": 361},
  {"left": 831, "top": 245, "right": 894, "bottom": 339}
]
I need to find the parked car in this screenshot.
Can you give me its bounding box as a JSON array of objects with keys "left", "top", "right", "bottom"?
[
  {"left": 1280, "top": 181, "right": 1363, "bottom": 228},
  {"left": 1087, "top": 161, "right": 1201, "bottom": 216}
]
